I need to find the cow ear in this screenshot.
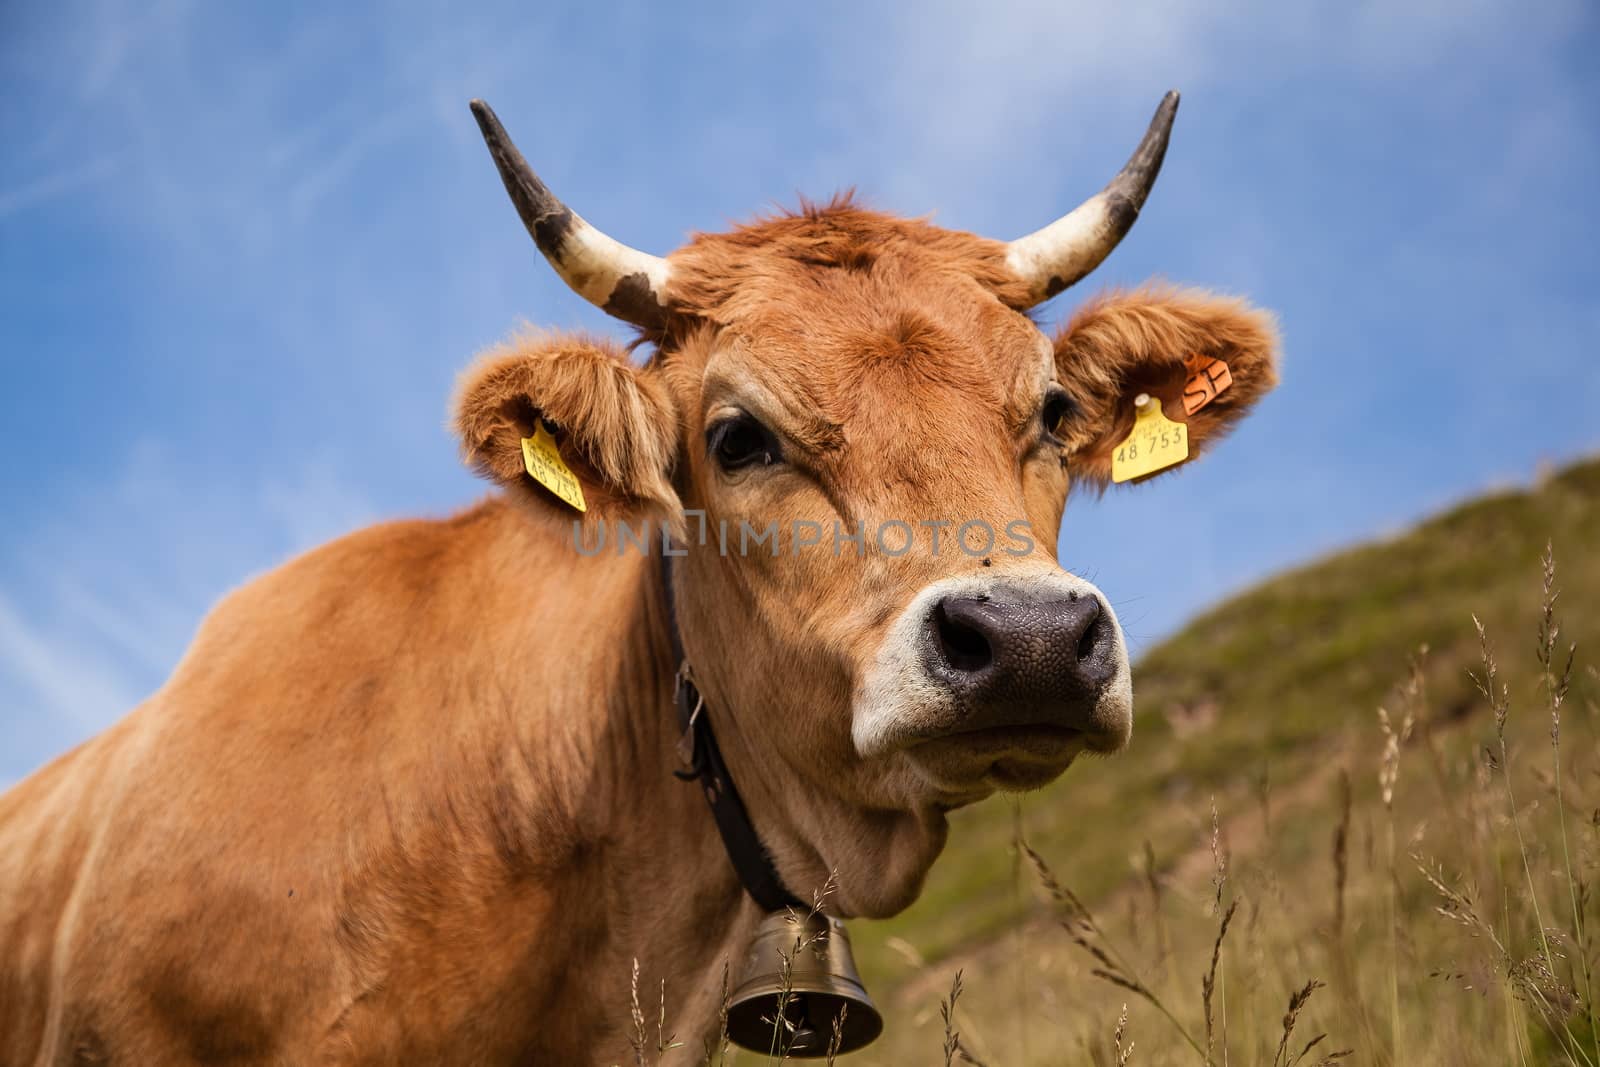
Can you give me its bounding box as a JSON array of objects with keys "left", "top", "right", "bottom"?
[
  {"left": 453, "top": 332, "right": 681, "bottom": 524},
  {"left": 1052, "top": 285, "right": 1280, "bottom": 487}
]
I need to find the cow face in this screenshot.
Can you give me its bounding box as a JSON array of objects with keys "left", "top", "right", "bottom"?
[{"left": 455, "top": 99, "right": 1278, "bottom": 912}]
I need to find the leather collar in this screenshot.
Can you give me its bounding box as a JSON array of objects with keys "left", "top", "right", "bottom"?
[{"left": 661, "top": 556, "right": 803, "bottom": 913}]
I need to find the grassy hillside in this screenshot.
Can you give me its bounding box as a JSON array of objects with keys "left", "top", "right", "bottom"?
[{"left": 837, "top": 456, "right": 1600, "bottom": 1065}]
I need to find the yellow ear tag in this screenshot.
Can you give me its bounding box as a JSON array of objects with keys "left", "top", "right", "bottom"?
[
  {"left": 1111, "top": 394, "right": 1188, "bottom": 484},
  {"left": 520, "top": 423, "right": 587, "bottom": 512}
]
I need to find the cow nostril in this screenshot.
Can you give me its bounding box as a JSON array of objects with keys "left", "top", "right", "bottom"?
[
  {"left": 936, "top": 601, "right": 993, "bottom": 673},
  {"left": 1076, "top": 612, "right": 1104, "bottom": 663}
]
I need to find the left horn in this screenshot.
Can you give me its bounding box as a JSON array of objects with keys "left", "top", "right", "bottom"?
[
  {"left": 470, "top": 99, "right": 671, "bottom": 331},
  {"left": 1005, "top": 91, "right": 1180, "bottom": 306}
]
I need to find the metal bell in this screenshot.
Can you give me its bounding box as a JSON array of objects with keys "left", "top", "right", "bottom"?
[{"left": 724, "top": 911, "right": 884, "bottom": 1057}]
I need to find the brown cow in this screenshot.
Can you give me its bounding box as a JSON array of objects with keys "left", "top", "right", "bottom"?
[{"left": 0, "top": 94, "right": 1277, "bottom": 1064}]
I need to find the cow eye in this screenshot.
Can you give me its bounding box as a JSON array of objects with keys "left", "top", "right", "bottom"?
[
  {"left": 707, "top": 413, "right": 782, "bottom": 472},
  {"left": 1041, "top": 387, "right": 1077, "bottom": 440}
]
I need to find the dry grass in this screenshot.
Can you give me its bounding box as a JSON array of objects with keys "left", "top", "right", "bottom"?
[{"left": 627, "top": 955, "right": 686, "bottom": 1066}]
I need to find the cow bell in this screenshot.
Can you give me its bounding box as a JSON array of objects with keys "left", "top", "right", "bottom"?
[{"left": 725, "top": 911, "right": 883, "bottom": 1056}]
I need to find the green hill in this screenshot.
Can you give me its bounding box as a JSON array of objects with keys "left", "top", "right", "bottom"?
[{"left": 843, "top": 456, "right": 1600, "bottom": 1065}]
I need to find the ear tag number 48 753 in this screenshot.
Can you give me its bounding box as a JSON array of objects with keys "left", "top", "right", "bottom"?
[{"left": 1111, "top": 394, "right": 1188, "bottom": 484}]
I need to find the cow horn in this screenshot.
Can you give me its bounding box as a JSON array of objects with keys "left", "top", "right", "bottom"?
[
  {"left": 470, "top": 100, "right": 671, "bottom": 331},
  {"left": 1005, "top": 91, "right": 1180, "bottom": 306}
]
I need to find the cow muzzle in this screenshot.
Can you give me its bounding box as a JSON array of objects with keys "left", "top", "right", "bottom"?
[{"left": 852, "top": 572, "right": 1133, "bottom": 791}]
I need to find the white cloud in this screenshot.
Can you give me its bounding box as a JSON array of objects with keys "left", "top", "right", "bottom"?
[
  {"left": 258, "top": 457, "right": 384, "bottom": 554},
  {"left": 75, "top": 0, "right": 195, "bottom": 102},
  {"left": 0, "top": 591, "right": 140, "bottom": 733},
  {"left": 0, "top": 156, "right": 119, "bottom": 220},
  {"left": 828, "top": 0, "right": 1585, "bottom": 219}
]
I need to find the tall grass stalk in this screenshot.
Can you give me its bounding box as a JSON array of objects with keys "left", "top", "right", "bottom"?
[
  {"left": 1473, "top": 615, "right": 1555, "bottom": 970},
  {"left": 1538, "top": 544, "right": 1599, "bottom": 1065},
  {"left": 1204, "top": 798, "right": 1231, "bottom": 1067},
  {"left": 1377, "top": 704, "right": 1411, "bottom": 1064},
  {"left": 708, "top": 960, "right": 731, "bottom": 1067},
  {"left": 1114, "top": 1002, "right": 1134, "bottom": 1067},
  {"left": 823, "top": 1004, "right": 847, "bottom": 1067},
  {"left": 1022, "top": 837, "right": 1210, "bottom": 1062},
  {"left": 628, "top": 958, "right": 645, "bottom": 1067},
  {"left": 1010, "top": 798, "right": 1029, "bottom": 1066},
  {"left": 1473, "top": 609, "right": 1598, "bottom": 1067},
  {"left": 941, "top": 970, "right": 964, "bottom": 1067},
  {"left": 1201, "top": 900, "right": 1237, "bottom": 1066}
]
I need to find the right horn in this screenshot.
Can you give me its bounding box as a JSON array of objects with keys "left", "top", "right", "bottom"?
[
  {"left": 469, "top": 99, "right": 672, "bottom": 332},
  {"left": 1005, "top": 91, "right": 1180, "bottom": 307}
]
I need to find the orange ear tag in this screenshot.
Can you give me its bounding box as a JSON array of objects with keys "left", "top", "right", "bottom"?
[
  {"left": 521, "top": 423, "right": 587, "bottom": 512},
  {"left": 1111, "top": 394, "right": 1188, "bottom": 484},
  {"left": 1182, "top": 354, "right": 1233, "bottom": 416}
]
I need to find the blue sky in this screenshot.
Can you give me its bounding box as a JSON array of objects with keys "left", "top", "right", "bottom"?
[{"left": 2, "top": 0, "right": 1597, "bottom": 785}]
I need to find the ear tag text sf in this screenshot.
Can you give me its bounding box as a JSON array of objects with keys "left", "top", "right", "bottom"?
[
  {"left": 1181, "top": 354, "right": 1232, "bottom": 415},
  {"left": 1112, "top": 394, "right": 1188, "bottom": 483},
  {"left": 521, "top": 422, "right": 587, "bottom": 512}
]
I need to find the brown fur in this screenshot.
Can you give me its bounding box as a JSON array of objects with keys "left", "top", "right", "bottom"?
[{"left": 0, "top": 200, "right": 1278, "bottom": 1064}]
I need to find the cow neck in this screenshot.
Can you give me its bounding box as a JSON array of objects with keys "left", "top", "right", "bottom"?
[{"left": 660, "top": 554, "right": 805, "bottom": 914}]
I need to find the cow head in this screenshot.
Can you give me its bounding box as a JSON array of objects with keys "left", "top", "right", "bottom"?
[{"left": 455, "top": 97, "right": 1278, "bottom": 915}]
